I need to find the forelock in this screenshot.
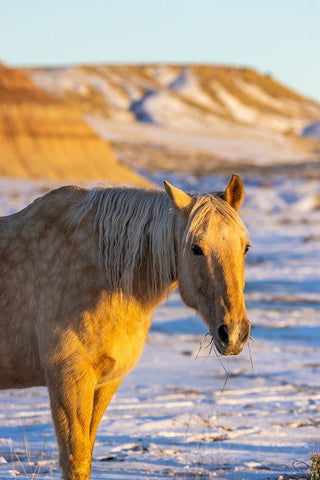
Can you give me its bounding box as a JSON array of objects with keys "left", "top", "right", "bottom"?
[{"left": 185, "top": 194, "right": 247, "bottom": 243}]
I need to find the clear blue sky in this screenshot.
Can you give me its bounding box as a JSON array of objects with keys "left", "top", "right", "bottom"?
[{"left": 1, "top": 0, "right": 319, "bottom": 101}]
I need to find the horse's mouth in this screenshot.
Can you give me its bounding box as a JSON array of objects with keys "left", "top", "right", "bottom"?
[{"left": 214, "top": 340, "right": 245, "bottom": 356}]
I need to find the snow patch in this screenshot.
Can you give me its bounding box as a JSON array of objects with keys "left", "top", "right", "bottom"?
[{"left": 302, "top": 121, "right": 320, "bottom": 140}]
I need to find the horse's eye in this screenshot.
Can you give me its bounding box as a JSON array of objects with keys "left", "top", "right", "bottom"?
[
  {"left": 244, "top": 243, "right": 251, "bottom": 255},
  {"left": 191, "top": 244, "right": 204, "bottom": 256}
]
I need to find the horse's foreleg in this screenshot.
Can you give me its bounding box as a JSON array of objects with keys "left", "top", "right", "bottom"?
[
  {"left": 90, "top": 377, "right": 122, "bottom": 452},
  {"left": 46, "top": 366, "right": 96, "bottom": 480}
]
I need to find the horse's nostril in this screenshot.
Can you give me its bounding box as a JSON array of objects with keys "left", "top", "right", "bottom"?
[{"left": 217, "top": 324, "right": 229, "bottom": 347}]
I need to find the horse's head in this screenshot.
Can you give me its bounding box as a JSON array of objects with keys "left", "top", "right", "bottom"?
[{"left": 164, "top": 174, "right": 250, "bottom": 356}]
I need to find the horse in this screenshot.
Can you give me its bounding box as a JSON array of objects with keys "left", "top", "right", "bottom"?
[{"left": 0, "top": 174, "right": 250, "bottom": 480}]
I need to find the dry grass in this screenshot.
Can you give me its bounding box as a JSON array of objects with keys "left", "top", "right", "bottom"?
[
  {"left": 310, "top": 453, "right": 320, "bottom": 480},
  {"left": 10, "top": 432, "right": 54, "bottom": 480},
  {"left": 292, "top": 452, "right": 320, "bottom": 479}
]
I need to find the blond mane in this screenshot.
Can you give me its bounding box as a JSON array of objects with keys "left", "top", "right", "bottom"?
[{"left": 72, "top": 186, "right": 246, "bottom": 299}]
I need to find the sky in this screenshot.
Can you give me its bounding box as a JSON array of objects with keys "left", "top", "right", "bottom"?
[{"left": 1, "top": 0, "right": 320, "bottom": 102}]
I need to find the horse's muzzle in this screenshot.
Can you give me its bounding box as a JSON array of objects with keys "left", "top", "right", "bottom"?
[{"left": 214, "top": 320, "right": 250, "bottom": 355}]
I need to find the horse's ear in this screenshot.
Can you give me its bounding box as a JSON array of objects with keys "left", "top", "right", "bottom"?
[
  {"left": 164, "top": 180, "right": 193, "bottom": 218},
  {"left": 224, "top": 174, "right": 245, "bottom": 211}
]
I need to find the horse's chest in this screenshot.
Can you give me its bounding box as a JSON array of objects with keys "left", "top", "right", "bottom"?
[{"left": 88, "top": 310, "right": 152, "bottom": 384}]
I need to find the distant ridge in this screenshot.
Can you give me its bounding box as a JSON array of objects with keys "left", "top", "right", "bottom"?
[
  {"left": 0, "top": 62, "right": 149, "bottom": 186},
  {"left": 28, "top": 64, "right": 320, "bottom": 133},
  {"left": 27, "top": 64, "right": 320, "bottom": 175}
]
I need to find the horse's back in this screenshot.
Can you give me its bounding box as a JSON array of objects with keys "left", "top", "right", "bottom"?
[{"left": 1, "top": 185, "right": 86, "bottom": 227}]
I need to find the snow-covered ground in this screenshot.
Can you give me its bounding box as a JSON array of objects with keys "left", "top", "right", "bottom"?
[
  {"left": 0, "top": 172, "right": 319, "bottom": 479},
  {"left": 86, "top": 117, "right": 316, "bottom": 168}
]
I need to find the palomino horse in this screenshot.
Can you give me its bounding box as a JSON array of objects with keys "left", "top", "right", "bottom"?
[{"left": 0, "top": 174, "right": 250, "bottom": 480}]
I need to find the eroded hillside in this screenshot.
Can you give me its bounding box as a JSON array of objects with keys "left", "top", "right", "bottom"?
[
  {"left": 26, "top": 64, "right": 320, "bottom": 176},
  {"left": 0, "top": 63, "right": 149, "bottom": 185}
]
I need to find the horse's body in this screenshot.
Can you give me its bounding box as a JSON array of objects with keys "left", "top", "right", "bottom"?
[{"left": 0, "top": 175, "right": 250, "bottom": 480}]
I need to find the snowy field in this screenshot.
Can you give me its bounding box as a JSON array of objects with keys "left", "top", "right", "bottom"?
[{"left": 0, "top": 172, "right": 319, "bottom": 479}]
